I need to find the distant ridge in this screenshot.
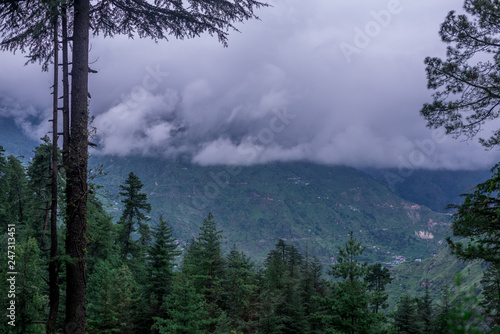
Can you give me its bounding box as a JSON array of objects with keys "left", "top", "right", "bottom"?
[{"left": 0, "top": 117, "right": 39, "bottom": 159}]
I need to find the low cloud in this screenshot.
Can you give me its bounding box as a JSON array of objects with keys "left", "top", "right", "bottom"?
[{"left": 2, "top": 0, "right": 500, "bottom": 169}]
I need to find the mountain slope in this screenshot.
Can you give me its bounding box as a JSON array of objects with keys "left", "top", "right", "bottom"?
[
  {"left": 0, "top": 119, "right": 481, "bottom": 266},
  {"left": 364, "top": 168, "right": 491, "bottom": 213},
  {"left": 386, "top": 244, "right": 485, "bottom": 310},
  {"left": 92, "top": 155, "right": 452, "bottom": 263}
]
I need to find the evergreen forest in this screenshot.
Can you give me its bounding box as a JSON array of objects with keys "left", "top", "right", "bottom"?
[{"left": 0, "top": 141, "right": 498, "bottom": 333}]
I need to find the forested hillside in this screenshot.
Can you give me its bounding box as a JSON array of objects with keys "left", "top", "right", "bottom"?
[
  {"left": 1, "top": 139, "right": 496, "bottom": 333},
  {"left": 91, "top": 155, "right": 452, "bottom": 264}
]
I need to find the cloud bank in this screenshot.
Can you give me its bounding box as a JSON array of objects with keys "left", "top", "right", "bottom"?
[{"left": 2, "top": 0, "right": 499, "bottom": 169}]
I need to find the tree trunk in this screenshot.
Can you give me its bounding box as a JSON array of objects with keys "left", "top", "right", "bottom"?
[
  {"left": 61, "top": 3, "right": 70, "bottom": 167},
  {"left": 64, "top": 0, "right": 89, "bottom": 333},
  {"left": 47, "top": 8, "right": 60, "bottom": 333}
]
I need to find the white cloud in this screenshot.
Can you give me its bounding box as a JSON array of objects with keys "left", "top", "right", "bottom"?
[{"left": 3, "top": 0, "right": 499, "bottom": 169}]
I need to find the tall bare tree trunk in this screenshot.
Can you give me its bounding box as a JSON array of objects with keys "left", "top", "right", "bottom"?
[
  {"left": 47, "top": 8, "right": 60, "bottom": 334},
  {"left": 65, "top": 0, "right": 89, "bottom": 333},
  {"left": 61, "top": 2, "right": 70, "bottom": 167}
]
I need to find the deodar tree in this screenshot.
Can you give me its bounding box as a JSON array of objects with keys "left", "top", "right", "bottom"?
[
  {"left": 421, "top": 1, "right": 500, "bottom": 147},
  {"left": 421, "top": 1, "right": 500, "bottom": 327},
  {"left": 1, "top": 1, "right": 268, "bottom": 333},
  {"left": 421, "top": 0, "right": 500, "bottom": 264}
]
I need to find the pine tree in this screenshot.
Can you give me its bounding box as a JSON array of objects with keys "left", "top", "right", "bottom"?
[
  {"left": 148, "top": 216, "right": 181, "bottom": 316},
  {"left": 417, "top": 286, "right": 434, "bottom": 334},
  {"left": 153, "top": 273, "right": 209, "bottom": 334},
  {"left": 322, "top": 232, "right": 372, "bottom": 334},
  {"left": 445, "top": 165, "right": 500, "bottom": 265},
  {"left": 14, "top": 237, "right": 46, "bottom": 334},
  {"left": 420, "top": 1, "right": 500, "bottom": 148},
  {"left": 87, "top": 194, "right": 119, "bottom": 275},
  {"left": 3, "top": 2, "right": 269, "bottom": 332},
  {"left": 365, "top": 263, "right": 392, "bottom": 314},
  {"left": 432, "top": 289, "right": 453, "bottom": 334},
  {"left": 301, "top": 254, "right": 327, "bottom": 333},
  {"left": 480, "top": 264, "right": 500, "bottom": 328},
  {"left": 117, "top": 172, "right": 152, "bottom": 260},
  {"left": 4, "top": 155, "right": 28, "bottom": 226},
  {"left": 0, "top": 145, "right": 9, "bottom": 226},
  {"left": 258, "top": 239, "right": 309, "bottom": 334},
  {"left": 393, "top": 294, "right": 420, "bottom": 334},
  {"left": 26, "top": 137, "right": 54, "bottom": 247},
  {"left": 223, "top": 244, "right": 258, "bottom": 332},
  {"left": 182, "top": 212, "right": 226, "bottom": 332},
  {"left": 87, "top": 261, "right": 140, "bottom": 334}
]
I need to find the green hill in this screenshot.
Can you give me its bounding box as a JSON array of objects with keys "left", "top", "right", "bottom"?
[
  {"left": 386, "top": 244, "right": 485, "bottom": 310},
  {"left": 364, "top": 168, "right": 491, "bottom": 213},
  {"left": 91, "top": 155, "right": 453, "bottom": 265},
  {"left": 0, "top": 119, "right": 491, "bottom": 299}
]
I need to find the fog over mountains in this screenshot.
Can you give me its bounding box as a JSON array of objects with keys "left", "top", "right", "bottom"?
[{"left": 2, "top": 0, "right": 500, "bottom": 169}]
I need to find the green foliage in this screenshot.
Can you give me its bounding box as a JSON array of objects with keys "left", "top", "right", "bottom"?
[
  {"left": 447, "top": 164, "right": 500, "bottom": 265},
  {"left": 3, "top": 139, "right": 500, "bottom": 332},
  {"left": 153, "top": 273, "right": 209, "bottom": 334},
  {"left": 480, "top": 264, "right": 500, "bottom": 324},
  {"left": 182, "top": 212, "right": 226, "bottom": 332},
  {"left": 366, "top": 263, "right": 393, "bottom": 313},
  {"left": 446, "top": 276, "right": 484, "bottom": 334},
  {"left": 117, "top": 171, "right": 152, "bottom": 260},
  {"left": 417, "top": 286, "right": 434, "bottom": 334},
  {"left": 4, "top": 155, "right": 28, "bottom": 226},
  {"left": 223, "top": 244, "right": 258, "bottom": 332},
  {"left": 259, "top": 239, "right": 310, "bottom": 333},
  {"left": 433, "top": 289, "right": 453, "bottom": 334},
  {"left": 393, "top": 294, "right": 420, "bottom": 334},
  {"left": 147, "top": 216, "right": 181, "bottom": 315},
  {"left": 301, "top": 253, "right": 327, "bottom": 333},
  {"left": 316, "top": 232, "right": 380, "bottom": 334},
  {"left": 87, "top": 261, "right": 140, "bottom": 334},
  {"left": 0, "top": 236, "right": 46, "bottom": 334},
  {"left": 420, "top": 0, "right": 500, "bottom": 147},
  {"left": 87, "top": 194, "right": 119, "bottom": 275},
  {"left": 26, "top": 137, "right": 54, "bottom": 246}
]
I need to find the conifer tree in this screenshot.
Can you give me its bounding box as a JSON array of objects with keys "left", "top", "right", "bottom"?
[
  {"left": 258, "top": 239, "right": 309, "bottom": 334},
  {"left": 87, "top": 194, "right": 119, "bottom": 275},
  {"left": 432, "top": 289, "right": 453, "bottom": 334},
  {"left": 417, "top": 286, "right": 434, "bottom": 334},
  {"left": 301, "top": 254, "right": 326, "bottom": 333},
  {"left": 420, "top": 1, "right": 500, "bottom": 148},
  {"left": 393, "top": 294, "right": 420, "bottom": 334},
  {"left": 117, "top": 172, "right": 152, "bottom": 260},
  {"left": 148, "top": 216, "right": 181, "bottom": 316},
  {"left": 223, "top": 244, "right": 258, "bottom": 332},
  {"left": 2, "top": 2, "right": 269, "bottom": 331},
  {"left": 153, "top": 273, "right": 209, "bottom": 334},
  {"left": 26, "top": 137, "right": 54, "bottom": 246},
  {"left": 480, "top": 264, "right": 500, "bottom": 327},
  {"left": 4, "top": 155, "right": 28, "bottom": 226},
  {"left": 0, "top": 145, "right": 8, "bottom": 226},
  {"left": 15, "top": 237, "right": 46, "bottom": 334},
  {"left": 365, "top": 263, "right": 392, "bottom": 314},
  {"left": 87, "top": 261, "right": 140, "bottom": 334},
  {"left": 182, "top": 212, "right": 226, "bottom": 332},
  {"left": 318, "top": 232, "right": 373, "bottom": 334}
]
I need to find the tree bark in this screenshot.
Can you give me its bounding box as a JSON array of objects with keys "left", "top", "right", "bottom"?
[
  {"left": 64, "top": 0, "right": 89, "bottom": 333},
  {"left": 47, "top": 9, "right": 60, "bottom": 333},
  {"left": 62, "top": 2, "right": 70, "bottom": 167}
]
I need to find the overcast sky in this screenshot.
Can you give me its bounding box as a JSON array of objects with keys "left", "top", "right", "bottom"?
[{"left": 1, "top": 0, "right": 499, "bottom": 170}]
